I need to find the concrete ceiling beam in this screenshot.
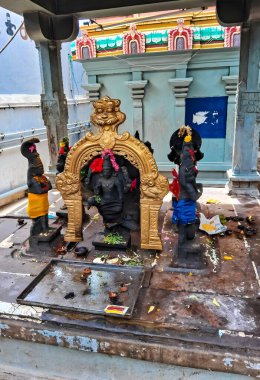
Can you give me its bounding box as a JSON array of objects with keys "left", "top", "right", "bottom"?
[
  {"left": 23, "top": 12, "right": 79, "bottom": 42},
  {"left": 216, "top": 0, "right": 260, "bottom": 26},
  {"left": 0, "top": 0, "right": 215, "bottom": 18}
]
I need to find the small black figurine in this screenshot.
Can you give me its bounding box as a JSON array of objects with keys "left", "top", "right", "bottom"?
[
  {"left": 56, "top": 137, "right": 70, "bottom": 173},
  {"left": 21, "top": 138, "right": 52, "bottom": 239}
]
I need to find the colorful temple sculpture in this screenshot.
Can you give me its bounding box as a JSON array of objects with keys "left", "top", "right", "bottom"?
[
  {"left": 76, "top": 30, "right": 96, "bottom": 60},
  {"left": 224, "top": 26, "right": 241, "bottom": 48},
  {"left": 72, "top": 9, "right": 241, "bottom": 60},
  {"left": 122, "top": 23, "right": 146, "bottom": 55},
  {"left": 168, "top": 18, "right": 193, "bottom": 51}
]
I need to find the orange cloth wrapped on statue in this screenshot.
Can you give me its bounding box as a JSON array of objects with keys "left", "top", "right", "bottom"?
[{"left": 27, "top": 193, "right": 49, "bottom": 218}]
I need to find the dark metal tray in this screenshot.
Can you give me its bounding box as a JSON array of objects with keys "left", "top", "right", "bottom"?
[{"left": 17, "top": 259, "right": 144, "bottom": 318}]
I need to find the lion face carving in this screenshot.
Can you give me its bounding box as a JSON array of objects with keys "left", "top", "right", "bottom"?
[{"left": 91, "top": 96, "right": 125, "bottom": 131}]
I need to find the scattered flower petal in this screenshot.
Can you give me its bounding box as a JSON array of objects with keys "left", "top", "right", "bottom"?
[
  {"left": 148, "top": 305, "right": 156, "bottom": 314},
  {"left": 212, "top": 298, "right": 221, "bottom": 307}
]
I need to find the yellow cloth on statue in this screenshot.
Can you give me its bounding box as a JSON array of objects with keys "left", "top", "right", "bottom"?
[{"left": 27, "top": 193, "right": 49, "bottom": 218}]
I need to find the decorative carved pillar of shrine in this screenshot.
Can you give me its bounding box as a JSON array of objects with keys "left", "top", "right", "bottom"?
[
  {"left": 217, "top": 0, "right": 260, "bottom": 195},
  {"left": 24, "top": 12, "right": 78, "bottom": 185},
  {"left": 37, "top": 41, "right": 68, "bottom": 184},
  {"left": 222, "top": 75, "right": 238, "bottom": 162},
  {"left": 125, "top": 80, "right": 148, "bottom": 139},
  {"left": 168, "top": 78, "right": 193, "bottom": 125}
]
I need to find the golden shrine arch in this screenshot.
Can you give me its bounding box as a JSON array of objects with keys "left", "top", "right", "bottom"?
[{"left": 56, "top": 96, "right": 169, "bottom": 250}]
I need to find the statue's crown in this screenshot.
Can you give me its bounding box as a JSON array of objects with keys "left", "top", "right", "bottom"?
[{"left": 93, "top": 96, "right": 120, "bottom": 111}]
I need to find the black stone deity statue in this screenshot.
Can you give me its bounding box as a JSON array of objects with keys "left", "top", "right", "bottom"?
[
  {"left": 168, "top": 126, "right": 204, "bottom": 266},
  {"left": 21, "top": 138, "right": 52, "bottom": 241},
  {"left": 84, "top": 150, "right": 135, "bottom": 248},
  {"left": 87, "top": 153, "right": 131, "bottom": 228}
]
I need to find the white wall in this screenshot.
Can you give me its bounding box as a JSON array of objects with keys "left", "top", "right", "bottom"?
[{"left": 0, "top": 100, "right": 90, "bottom": 194}]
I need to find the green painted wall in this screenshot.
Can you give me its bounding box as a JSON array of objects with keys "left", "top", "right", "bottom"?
[
  {"left": 99, "top": 72, "right": 133, "bottom": 133},
  {"left": 81, "top": 48, "right": 239, "bottom": 184},
  {"left": 142, "top": 70, "right": 175, "bottom": 163}
]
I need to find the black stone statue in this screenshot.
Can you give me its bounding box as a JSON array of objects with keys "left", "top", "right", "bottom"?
[
  {"left": 84, "top": 151, "right": 134, "bottom": 249},
  {"left": 168, "top": 126, "right": 204, "bottom": 267},
  {"left": 21, "top": 138, "right": 52, "bottom": 239},
  {"left": 56, "top": 136, "right": 70, "bottom": 173},
  {"left": 87, "top": 154, "right": 131, "bottom": 227}
]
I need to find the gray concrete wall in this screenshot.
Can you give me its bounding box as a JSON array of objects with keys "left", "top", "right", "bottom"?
[{"left": 0, "top": 337, "right": 250, "bottom": 380}]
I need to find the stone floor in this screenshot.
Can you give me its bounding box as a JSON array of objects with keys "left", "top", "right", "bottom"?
[{"left": 0, "top": 188, "right": 259, "bottom": 378}]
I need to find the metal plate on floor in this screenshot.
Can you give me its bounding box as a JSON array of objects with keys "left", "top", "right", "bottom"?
[{"left": 17, "top": 259, "right": 144, "bottom": 318}]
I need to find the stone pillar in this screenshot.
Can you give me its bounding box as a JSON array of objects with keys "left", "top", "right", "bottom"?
[
  {"left": 168, "top": 78, "right": 193, "bottom": 125},
  {"left": 222, "top": 75, "right": 238, "bottom": 162},
  {"left": 82, "top": 83, "right": 102, "bottom": 102},
  {"left": 37, "top": 41, "right": 68, "bottom": 184},
  {"left": 125, "top": 80, "right": 148, "bottom": 139},
  {"left": 227, "top": 22, "right": 260, "bottom": 195}
]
